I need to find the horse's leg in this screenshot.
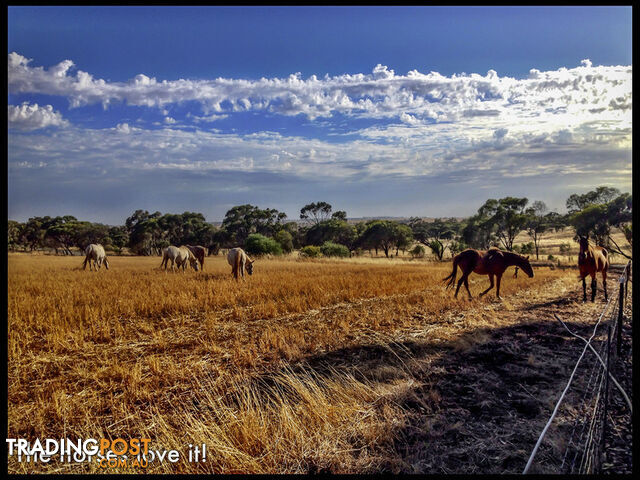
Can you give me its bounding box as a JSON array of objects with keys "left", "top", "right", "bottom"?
[
  {"left": 496, "top": 273, "right": 503, "bottom": 300},
  {"left": 479, "top": 274, "right": 495, "bottom": 297},
  {"left": 602, "top": 270, "right": 608, "bottom": 301},
  {"left": 464, "top": 275, "right": 472, "bottom": 299},
  {"left": 454, "top": 274, "right": 465, "bottom": 298},
  {"left": 582, "top": 276, "right": 587, "bottom": 302},
  {"left": 590, "top": 274, "right": 597, "bottom": 302},
  {"left": 83, "top": 256, "right": 88, "bottom": 270}
]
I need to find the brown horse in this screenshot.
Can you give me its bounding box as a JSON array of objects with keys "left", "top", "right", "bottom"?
[
  {"left": 186, "top": 245, "right": 206, "bottom": 271},
  {"left": 578, "top": 236, "right": 609, "bottom": 302},
  {"left": 443, "top": 247, "right": 534, "bottom": 299}
]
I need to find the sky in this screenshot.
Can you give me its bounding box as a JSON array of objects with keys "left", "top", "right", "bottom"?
[{"left": 7, "top": 6, "right": 633, "bottom": 225}]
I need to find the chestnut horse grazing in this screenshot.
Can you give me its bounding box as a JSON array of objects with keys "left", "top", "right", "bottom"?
[
  {"left": 186, "top": 245, "right": 206, "bottom": 271},
  {"left": 578, "top": 236, "right": 609, "bottom": 302},
  {"left": 443, "top": 247, "right": 534, "bottom": 299}
]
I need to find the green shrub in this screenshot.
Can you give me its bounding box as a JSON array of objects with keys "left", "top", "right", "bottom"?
[
  {"left": 516, "top": 242, "right": 534, "bottom": 255},
  {"left": 274, "top": 230, "right": 294, "bottom": 253},
  {"left": 244, "top": 233, "right": 283, "bottom": 256},
  {"left": 410, "top": 245, "right": 426, "bottom": 258},
  {"left": 559, "top": 243, "right": 571, "bottom": 255},
  {"left": 300, "top": 245, "right": 322, "bottom": 258},
  {"left": 320, "top": 241, "right": 350, "bottom": 258}
]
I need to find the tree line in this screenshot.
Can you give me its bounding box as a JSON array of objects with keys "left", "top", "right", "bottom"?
[{"left": 7, "top": 186, "right": 631, "bottom": 260}]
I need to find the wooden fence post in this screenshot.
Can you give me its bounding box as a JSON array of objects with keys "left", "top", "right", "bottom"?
[
  {"left": 617, "top": 279, "right": 624, "bottom": 356},
  {"left": 625, "top": 262, "right": 630, "bottom": 304},
  {"left": 599, "top": 324, "right": 612, "bottom": 473}
]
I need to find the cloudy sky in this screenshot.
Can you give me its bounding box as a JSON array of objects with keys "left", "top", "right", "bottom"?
[{"left": 8, "top": 6, "right": 632, "bottom": 225}]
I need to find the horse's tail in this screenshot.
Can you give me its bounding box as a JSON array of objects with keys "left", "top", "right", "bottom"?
[
  {"left": 234, "top": 249, "right": 241, "bottom": 280},
  {"left": 443, "top": 255, "right": 459, "bottom": 288}
]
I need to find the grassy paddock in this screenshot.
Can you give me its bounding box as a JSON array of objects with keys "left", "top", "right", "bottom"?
[{"left": 8, "top": 253, "right": 582, "bottom": 473}]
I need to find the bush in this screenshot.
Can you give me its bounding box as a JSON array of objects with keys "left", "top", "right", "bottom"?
[
  {"left": 559, "top": 243, "right": 571, "bottom": 255},
  {"left": 410, "top": 245, "right": 426, "bottom": 258},
  {"left": 320, "top": 241, "right": 350, "bottom": 258},
  {"left": 449, "top": 241, "right": 467, "bottom": 256},
  {"left": 274, "top": 230, "right": 294, "bottom": 253},
  {"left": 244, "top": 234, "right": 283, "bottom": 256},
  {"left": 515, "top": 242, "right": 534, "bottom": 255},
  {"left": 300, "top": 245, "right": 322, "bottom": 258}
]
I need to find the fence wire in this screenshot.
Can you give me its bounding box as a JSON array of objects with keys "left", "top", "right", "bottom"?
[{"left": 523, "top": 261, "right": 631, "bottom": 474}]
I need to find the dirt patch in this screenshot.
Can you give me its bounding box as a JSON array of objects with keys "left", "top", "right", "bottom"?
[{"left": 277, "top": 281, "right": 631, "bottom": 474}]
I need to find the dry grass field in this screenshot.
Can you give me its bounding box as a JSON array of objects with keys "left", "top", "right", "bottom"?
[{"left": 7, "top": 252, "right": 631, "bottom": 473}]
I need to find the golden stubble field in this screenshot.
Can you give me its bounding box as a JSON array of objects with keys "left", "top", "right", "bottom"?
[{"left": 7, "top": 253, "right": 621, "bottom": 473}]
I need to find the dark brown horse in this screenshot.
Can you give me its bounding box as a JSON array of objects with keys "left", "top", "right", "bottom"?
[
  {"left": 578, "top": 236, "right": 609, "bottom": 302},
  {"left": 186, "top": 245, "right": 206, "bottom": 271},
  {"left": 443, "top": 247, "right": 534, "bottom": 299}
]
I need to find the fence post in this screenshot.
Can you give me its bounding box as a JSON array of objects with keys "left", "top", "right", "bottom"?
[
  {"left": 616, "top": 278, "right": 624, "bottom": 356},
  {"left": 625, "top": 262, "right": 630, "bottom": 304},
  {"left": 599, "top": 324, "right": 612, "bottom": 473}
]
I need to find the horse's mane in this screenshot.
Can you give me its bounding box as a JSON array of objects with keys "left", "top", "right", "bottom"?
[{"left": 502, "top": 250, "right": 528, "bottom": 265}]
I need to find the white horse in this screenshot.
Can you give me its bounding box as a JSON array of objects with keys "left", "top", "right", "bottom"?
[
  {"left": 161, "top": 245, "right": 199, "bottom": 272},
  {"left": 227, "top": 247, "right": 254, "bottom": 281},
  {"left": 83, "top": 244, "right": 109, "bottom": 271}
]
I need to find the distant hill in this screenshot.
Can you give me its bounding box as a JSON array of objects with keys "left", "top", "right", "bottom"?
[
  {"left": 209, "top": 216, "right": 467, "bottom": 227},
  {"left": 345, "top": 216, "right": 467, "bottom": 224}
]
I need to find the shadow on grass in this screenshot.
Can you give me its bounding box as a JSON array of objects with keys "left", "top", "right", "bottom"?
[{"left": 230, "top": 311, "right": 604, "bottom": 474}]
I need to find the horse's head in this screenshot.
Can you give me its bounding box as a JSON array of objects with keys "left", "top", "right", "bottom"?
[
  {"left": 578, "top": 235, "right": 589, "bottom": 250},
  {"left": 246, "top": 259, "right": 254, "bottom": 275},
  {"left": 520, "top": 255, "right": 534, "bottom": 278},
  {"left": 103, "top": 258, "right": 109, "bottom": 270}
]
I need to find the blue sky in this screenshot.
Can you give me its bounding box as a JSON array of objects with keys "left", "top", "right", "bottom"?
[{"left": 8, "top": 6, "right": 632, "bottom": 224}]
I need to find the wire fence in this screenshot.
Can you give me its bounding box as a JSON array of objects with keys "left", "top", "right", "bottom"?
[{"left": 523, "top": 261, "right": 632, "bottom": 474}]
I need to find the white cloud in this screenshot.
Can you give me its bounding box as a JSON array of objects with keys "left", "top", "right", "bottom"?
[
  {"left": 7, "top": 117, "right": 631, "bottom": 185},
  {"left": 188, "top": 112, "right": 228, "bottom": 123},
  {"left": 8, "top": 102, "right": 69, "bottom": 130},
  {"left": 8, "top": 52, "right": 632, "bottom": 129},
  {"left": 115, "top": 123, "right": 132, "bottom": 134},
  {"left": 7, "top": 53, "right": 632, "bottom": 205}
]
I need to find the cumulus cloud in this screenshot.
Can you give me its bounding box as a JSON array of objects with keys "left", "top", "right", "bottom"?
[
  {"left": 7, "top": 53, "right": 632, "bottom": 215},
  {"left": 8, "top": 102, "right": 69, "bottom": 130},
  {"left": 188, "top": 112, "right": 228, "bottom": 123},
  {"left": 8, "top": 52, "right": 632, "bottom": 126}
]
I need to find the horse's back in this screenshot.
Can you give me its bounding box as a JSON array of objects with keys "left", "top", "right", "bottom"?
[
  {"left": 86, "top": 243, "right": 105, "bottom": 258},
  {"left": 187, "top": 245, "right": 206, "bottom": 261},
  {"left": 227, "top": 247, "right": 245, "bottom": 266}
]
